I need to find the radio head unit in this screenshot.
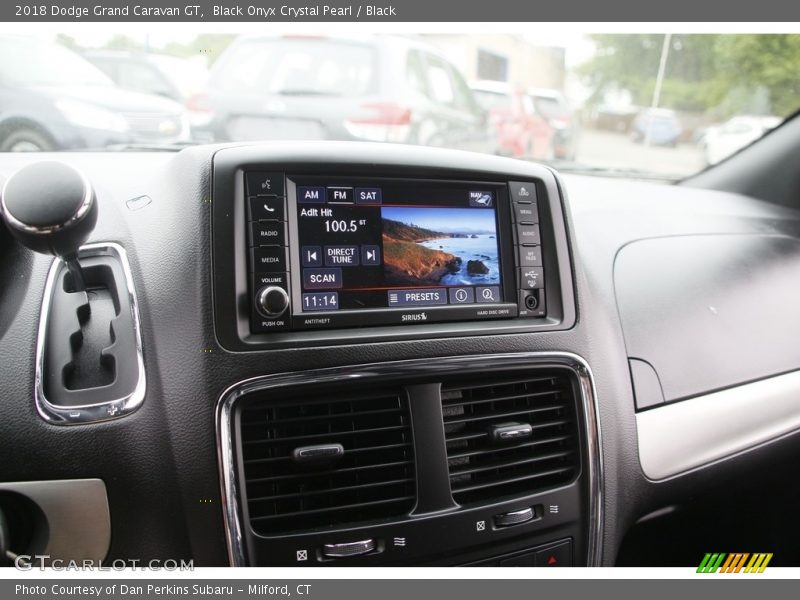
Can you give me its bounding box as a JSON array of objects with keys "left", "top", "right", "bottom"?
[{"left": 211, "top": 144, "right": 575, "bottom": 349}]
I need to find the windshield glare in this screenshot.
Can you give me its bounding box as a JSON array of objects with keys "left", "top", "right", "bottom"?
[{"left": 0, "top": 31, "right": 796, "bottom": 179}]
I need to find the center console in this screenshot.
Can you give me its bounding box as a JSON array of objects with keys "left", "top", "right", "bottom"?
[
  {"left": 212, "top": 145, "right": 576, "bottom": 350},
  {"left": 211, "top": 145, "right": 596, "bottom": 567}
]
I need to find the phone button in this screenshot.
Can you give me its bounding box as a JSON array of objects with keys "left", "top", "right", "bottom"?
[{"left": 248, "top": 195, "right": 285, "bottom": 221}]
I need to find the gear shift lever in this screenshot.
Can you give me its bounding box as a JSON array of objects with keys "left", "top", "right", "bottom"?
[{"left": 1, "top": 162, "right": 97, "bottom": 291}]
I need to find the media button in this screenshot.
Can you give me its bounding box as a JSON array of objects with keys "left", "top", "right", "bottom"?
[
  {"left": 327, "top": 187, "right": 354, "bottom": 203},
  {"left": 516, "top": 224, "right": 541, "bottom": 245},
  {"left": 249, "top": 221, "right": 286, "bottom": 246},
  {"left": 509, "top": 181, "right": 537, "bottom": 203},
  {"left": 519, "top": 267, "right": 544, "bottom": 289},
  {"left": 355, "top": 188, "right": 382, "bottom": 204},
  {"left": 361, "top": 245, "right": 381, "bottom": 266},
  {"left": 249, "top": 196, "right": 285, "bottom": 221},
  {"left": 297, "top": 186, "right": 326, "bottom": 203},
  {"left": 301, "top": 246, "right": 322, "bottom": 267},
  {"left": 388, "top": 288, "right": 448, "bottom": 307},
  {"left": 449, "top": 287, "right": 475, "bottom": 304},
  {"left": 476, "top": 286, "right": 501, "bottom": 303},
  {"left": 303, "top": 268, "right": 343, "bottom": 290},
  {"left": 324, "top": 245, "right": 360, "bottom": 267},
  {"left": 251, "top": 246, "right": 288, "bottom": 272}
]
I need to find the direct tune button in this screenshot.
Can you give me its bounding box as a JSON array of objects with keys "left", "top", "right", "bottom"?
[
  {"left": 321, "top": 539, "right": 376, "bottom": 559},
  {"left": 255, "top": 286, "right": 289, "bottom": 318}
]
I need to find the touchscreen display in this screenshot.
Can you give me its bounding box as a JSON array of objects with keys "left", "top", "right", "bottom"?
[{"left": 293, "top": 179, "right": 504, "bottom": 312}]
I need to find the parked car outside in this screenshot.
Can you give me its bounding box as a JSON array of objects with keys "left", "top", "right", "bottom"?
[
  {"left": 470, "top": 80, "right": 555, "bottom": 160},
  {"left": 631, "top": 108, "right": 682, "bottom": 147},
  {"left": 0, "top": 36, "right": 190, "bottom": 151},
  {"left": 205, "top": 34, "right": 494, "bottom": 153},
  {"left": 528, "top": 88, "right": 579, "bottom": 160},
  {"left": 83, "top": 50, "right": 212, "bottom": 139},
  {"left": 700, "top": 115, "right": 781, "bottom": 165}
]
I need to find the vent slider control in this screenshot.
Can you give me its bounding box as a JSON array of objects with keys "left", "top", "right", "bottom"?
[
  {"left": 292, "top": 443, "right": 344, "bottom": 464},
  {"left": 489, "top": 422, "right": 533, "bottom": 442}
]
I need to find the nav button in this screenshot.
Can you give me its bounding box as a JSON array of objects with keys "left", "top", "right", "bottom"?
[{"left": 449, "top": 287, "right": 475, "bottom": 304}]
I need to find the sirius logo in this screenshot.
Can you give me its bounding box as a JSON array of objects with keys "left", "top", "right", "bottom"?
[{"left": 401, "top": 312, "right": 428, "bottom": 322}]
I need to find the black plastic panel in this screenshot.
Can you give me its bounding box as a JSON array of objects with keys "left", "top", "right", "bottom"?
[
  {"left": 211, "top": 144, "right": 577, "bottom": 350},
  {"left": 615, "top": 234, "right": 800, "bottom": 404}
]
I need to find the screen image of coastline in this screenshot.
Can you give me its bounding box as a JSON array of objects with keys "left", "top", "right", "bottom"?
[
  {"left": 381, "top": 207, "right": 500, "bottom": 287},
  {"left": 294, "top": 182, "right": 503, "bottom": 312}
]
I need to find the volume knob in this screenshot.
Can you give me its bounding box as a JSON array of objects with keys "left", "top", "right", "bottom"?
[{"left": 256, "top": 286, "right": 289, "bottom": 318}]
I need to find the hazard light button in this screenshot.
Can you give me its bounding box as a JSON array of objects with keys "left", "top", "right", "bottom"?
[{"left": 534, "top": 540, "right": 572, "bottom": 567}]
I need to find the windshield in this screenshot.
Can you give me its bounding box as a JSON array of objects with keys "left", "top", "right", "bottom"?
[
  {"left": 0, "top": 36, "right": 111, "bottom": 87},
  {"left": 212, "top": 37, "right": 377, "bottom": 97},
  {"left": 0, "top": 31, "right": 796, "bottom": 179}
]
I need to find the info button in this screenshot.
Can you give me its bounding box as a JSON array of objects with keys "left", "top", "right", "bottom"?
[
  {"left": 388, "top": 288, "right": 448, "bottom": 307},
  {"left": 449, "top": 287, "right": 475, "bottom": 304}
]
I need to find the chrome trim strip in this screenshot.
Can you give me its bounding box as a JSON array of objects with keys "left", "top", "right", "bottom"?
[
  {"left": 637, "top": 369, "right": 800, "bottom": 480},
  {"left": 34, "top": 242, "right": 146, "bottom": 425},
  {"left": 215, "top": 351, "right": 603, "bottom": 567},
  {"left": 1, "top": 162, "right": 95, "bottom": 235}
]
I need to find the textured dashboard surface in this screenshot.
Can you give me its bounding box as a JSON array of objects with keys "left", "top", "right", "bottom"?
[{"left": 1, "top": 145, "right": 799, "bottom": 566}]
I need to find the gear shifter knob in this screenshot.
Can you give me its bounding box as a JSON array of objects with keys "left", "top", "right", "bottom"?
[{"left": 1, "top": 162, "right": 97, "bottom": 291}]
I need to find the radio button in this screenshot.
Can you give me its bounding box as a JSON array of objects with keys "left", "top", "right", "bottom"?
[
  {"left": 518, "top": 245, "right": 542, "bottom": 267},
  {"left": 516, "top": 224, "right": 541, "bottom": 245},
  {"left": 448, "top": 287, "right": 475, "bottom": 304},
  {"left": 251, "top": 246, "right": 288, "bottom": 272},
  {"left": 249, "top": 196, "right": 285, "bottom": 221},
  {"left": 519, "top": 267, "right": 544, "bottom": 290},
  {"left": 249, "top": 221, "right": 286, "bottom": 247},
  {"left": 303, "top": 268, "right": 343, "bottom": 290},
  {"left": 247, "top": 172, "right": 284, "bottom": 196},
  {"left": 509, "top": 181, "right": 537, "bottom": 203},
  {"left": 513, "top": 203, "right": 539, "bottom": 224}
]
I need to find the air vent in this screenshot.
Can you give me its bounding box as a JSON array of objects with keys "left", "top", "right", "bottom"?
[
  {"left": 442, "top": 371, "right": 579, "bottom": 505},
  {"left": 239, "top": 388, "right": 416, "bottom": 535}
]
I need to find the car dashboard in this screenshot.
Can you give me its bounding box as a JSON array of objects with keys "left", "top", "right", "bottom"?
[{"left": 1, "top": 142, "right": 799, "bottom": 567}]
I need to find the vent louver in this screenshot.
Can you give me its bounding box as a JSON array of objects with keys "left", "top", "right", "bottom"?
[
  {"left": 239, "top": 388, "right": 416, "bottom": 535},
  {"left": 442, "top": 371, "right": 579, "bottom": 505}
]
